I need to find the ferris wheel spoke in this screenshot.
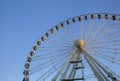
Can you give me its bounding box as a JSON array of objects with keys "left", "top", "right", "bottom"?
[
  {"left": 30, "top": 52, "right": 70, "bottom": 74},
  {"left": 36, "top": 54, "right": 70, "bottom": 81},
  {"left": 99, "top": 31, "right": 120, "bottom": 40},
  {"left": 32, "top": 48, "right": 72, "bottom": 62},
  {"left": 35, "top": 51, "right": 72, "bottom": 63},
  {"left": 80, "top": 19, "right": 84, "bottom": 39},
  {"left": 93, "top": 54, "right": 120, "bottom": 66},
  {"left": 38, "top": 46, "right": 73, "bottom": 51},
  {"left": 94, "top": 52, "right": 120, "bottom": 62},
  {"left": 87, "top": 43, "right": 115, "bottom": 49},
  {"left": 45, "top": 38, "right": 72, "bottom": 46},
  {"left": 87, "top": 32, "right": 120, "bottom": 46},
  {"left": 89, "top": 46, "right": 120, "bottom": 50},
  {"left": 34, "top": 47, "right": 73, "bottom": 59},
  {"left": 85, "top": 19, "right": 95, "bottom": 42},
  {"left": 90, "top": 50, "right": 120, "bottom": 61},
  {"left": 86, "top": 22, "right": 120, "bottom": 45},
  {"left": 89, "top": 51, "right": 120, "bottom": 66},
  {"left": 36, "top": 67, "right": 56, "bottom": 81},
  {"left": 89, "top": 49, "right": 119, "bottom": 54},
  {"left": 61, "top": 27, "right": 74, "bottom": 42},
  {"left": 53, "top": 32, "right": 73, "bottom": 44},
  {"left": 66, "top": 22, "right": 83, "bottom": 40},
  {"left": 93, "top": 44, "right": 120, "bottom": 48},
  {"left": 93, "top": 34, "right": 120, "bottom": 45},
  {"left": 89, "top": 48, "right": 120, "bottom": 55},
  {"left": 86, "top": 19, "right": 107, "bottom": 44},
  {"left": 39, "top": 45, "right": 73, "bottom": 48},
  {"left": 69, "top": 24, "right": 79, "bottom": 33},
  {"left": 88, "top": 39, "right": 120, "bottom": 45},
  {"left": 35, "top": 47, "right": 74, "bottom": 58},
  {"left": 56, "top": 28, "right": 73, "bottom": 42},
  {"left": 32, "top": 51, "right": 70, "bottom": 67},
  {"left": 36, "top": 65, "right": 57, "bottom": 81},
  {"left": 38, "top": 48, "right": 71, "bottom": 52},
  {"left": 32, "top": 52, "right": 69, "bottom": 62},
  {"left": 91, "top": 29, "right": 120, "bottom": 44}
]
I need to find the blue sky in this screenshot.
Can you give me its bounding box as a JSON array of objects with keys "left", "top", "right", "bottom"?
[{"left": 0, "top": 0, "right": 120, "bottom": 81}]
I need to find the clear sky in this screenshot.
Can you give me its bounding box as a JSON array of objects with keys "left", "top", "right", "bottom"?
[{"left": 0, "top": 0, "right": 120, "bottom": 81}]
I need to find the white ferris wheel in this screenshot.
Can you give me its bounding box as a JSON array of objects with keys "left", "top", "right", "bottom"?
[{"left": 23, "top": 13, "right": 120, "bottom": 81}]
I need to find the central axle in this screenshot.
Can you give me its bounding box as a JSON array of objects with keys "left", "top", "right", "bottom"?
[{"left": 74, "top": 39, "right": 85, "bottom": 48}]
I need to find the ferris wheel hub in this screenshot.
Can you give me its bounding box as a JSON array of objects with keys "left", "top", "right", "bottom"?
[{"left": 74, "top": 39, "right": 85, "bottom": 48}]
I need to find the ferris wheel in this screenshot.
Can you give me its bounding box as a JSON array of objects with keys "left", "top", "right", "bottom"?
[{"left": 23, "top": 13, "right": 120, "bottom": 81}]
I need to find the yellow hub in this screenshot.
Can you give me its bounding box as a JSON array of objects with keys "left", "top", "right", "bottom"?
[
  {"left": 78, "top": 39, "right": 84, "bottom": 47},
  {"left": 74, "top": 39, "right": 85, "bottom": 48}
]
